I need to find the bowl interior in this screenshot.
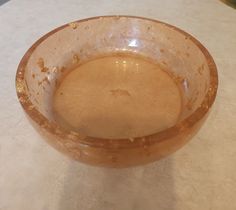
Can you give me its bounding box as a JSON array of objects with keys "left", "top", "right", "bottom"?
[{"left": 17, "top": 16, "right": 216, "bottom": 140}]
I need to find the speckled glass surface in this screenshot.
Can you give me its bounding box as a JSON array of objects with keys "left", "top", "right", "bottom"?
[{"left": 16, "top": 16, "right": 218, "bottom": 167}]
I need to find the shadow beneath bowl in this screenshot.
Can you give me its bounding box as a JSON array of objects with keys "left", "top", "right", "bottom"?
[{"left": 58, "top": 158, "right": 176, "bottom": 210}]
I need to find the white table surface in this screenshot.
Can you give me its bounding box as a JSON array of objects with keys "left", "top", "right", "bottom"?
[{"left": 1, "top": 0, "right": 236, "bottom": 210}]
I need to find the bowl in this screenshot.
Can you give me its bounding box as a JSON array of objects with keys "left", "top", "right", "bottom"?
[{"left": 16, "top": 16, "right": 218, "bottom": 167}]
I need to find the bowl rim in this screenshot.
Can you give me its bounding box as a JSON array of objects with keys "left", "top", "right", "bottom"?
[{"left": 16, "top": 15, "right": 218, "bottom": 149}]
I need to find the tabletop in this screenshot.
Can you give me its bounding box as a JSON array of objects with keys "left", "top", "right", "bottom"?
[{"left": 0, "top": 0, "right": 236, "bottom": 210}]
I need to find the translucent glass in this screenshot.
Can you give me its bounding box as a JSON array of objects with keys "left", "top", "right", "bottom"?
[{"left": 16, "top": 16, "right": 218, "bottom": 167}]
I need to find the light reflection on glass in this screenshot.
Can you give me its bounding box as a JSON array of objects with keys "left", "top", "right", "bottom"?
[
  {"left": 183, "top": 79, "right": 189, "bottom": 91},
  {"left": 128, "top": 39, "right": 138, "bottom": 47},
  {"left": 135, "top": 63, "right": 139, "bottom": 73},
  {"left": 122, "top": 60, "right": 127, "bottom": 72},
  {"left": 113, "top": 58, "right": 141, "bottom": 73}
]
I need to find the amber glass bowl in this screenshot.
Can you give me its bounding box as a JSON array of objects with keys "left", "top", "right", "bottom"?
[{"left": 16, "top": 16, "right": 218, "bottom": 167}]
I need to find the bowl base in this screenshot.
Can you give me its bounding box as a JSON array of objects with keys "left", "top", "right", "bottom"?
[{"left": 53, "top": 52, "right": 182, "bottom": 139}]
